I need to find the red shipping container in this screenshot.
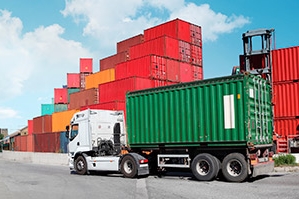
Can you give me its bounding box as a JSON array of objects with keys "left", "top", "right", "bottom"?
[
  {"left": 80, "top": 58, "right": 93, "bottom": 73},
  {"left": 274, "top": 117, "right": 299, "bottom": 139},
  {"left": 98, "top": 77, "right": 153, "bottom": 103},
  {"left": 151, "top": 80, "right": 177, "bottom": 88},
  {"left": 192, "top": 65, "right": 203, "bottom": 81},
  {"left": 190, "top": 24, "right": 202, "bottom": 47},
  {"left": 54, "top": 88, "right": 68, "bottom": 104},
  {"left": 100, "top": 51, "right": 129, "bottom": 71},
  {"left": 14, "top": 136, "right": 27, "bottom": 151},
  {"left": 28, "top": 119, "right": 33, "bottom": 135},
  {"left": 166, "top": 59, "right": 180, "bottom": 82},
  {"left": 129, "top": 36, "right": 179, "bottom": 60},
  {"left": 180, "top": 62, "right": 193, "bottom": 82},
  {"left": 272, "top": 46, "right": 299, "bottom": 82},
  {"left": 191, "top": 45, "right": 203, "bottom": 66},
  {"left": 67, "top": 73, "right": 81, "bottom": 88},
  {"left": 179, "top": 41, "right": 191, "bottom": 63},
  {"left": 69, "top": 88, "right": 99, "bottom": 110},
  {"left": 117, "top": 34, "right": 144, "bottom": 53},
  {"left": 273, "top": 81, "right": 299, "bottom": 117},
  {"left": 33, "top": 115, "right": 52, "bottom": 134},
  {"left": 144, "top": 18, "right": 191, "bottom": 43},
  {"left": 115, "top": 55, "right": 167, "bottom": 81},
  {"left": 34, "top": 133, "right": 60, "bottom": 153}
]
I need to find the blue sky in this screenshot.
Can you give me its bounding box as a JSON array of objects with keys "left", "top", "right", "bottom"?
[{"left": 0, "top": 0, "right": 298, "bottom": 134}]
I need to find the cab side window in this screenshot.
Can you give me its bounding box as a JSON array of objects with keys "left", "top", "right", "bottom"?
[{"left": 70, "top": 124, "right": 79, "bottom": 141}]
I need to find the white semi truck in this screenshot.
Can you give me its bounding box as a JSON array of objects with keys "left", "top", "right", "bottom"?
[{"left": 66, "top": 109, "right": 149, "bottom": 178}]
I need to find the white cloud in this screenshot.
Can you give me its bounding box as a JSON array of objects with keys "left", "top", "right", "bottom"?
[
  {"left": 0, "top": 107, "right": 18, "bottom": 119},
  {"left": 0, "top": 9, "right": 93, "bottom": 102},
  {"left": 62, "top": 1, "right": 250, "bottom": 44}
]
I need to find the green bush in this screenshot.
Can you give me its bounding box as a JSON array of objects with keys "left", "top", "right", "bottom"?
[{"left": 273, "top": 154, "right": 297, "bottom": 166}]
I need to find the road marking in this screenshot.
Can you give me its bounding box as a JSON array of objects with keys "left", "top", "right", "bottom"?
[{"left": 135, "top": 178, "right": 148, "bottom": 199}]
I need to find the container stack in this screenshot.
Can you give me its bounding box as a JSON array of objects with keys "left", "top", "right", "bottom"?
[
  {"left": 272, "top": 46, "right": 299, "bottom": 153},
  {"left": 12, "top": 19, "right": 203, "bottom": 153}
]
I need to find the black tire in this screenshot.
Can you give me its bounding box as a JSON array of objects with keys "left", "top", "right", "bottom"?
[
  {"left": 120, "top": 155, "right": 137, "bottom": 178},
  {"left": 221, "top": 153, "right": 248, "bottom": 182},
  {"left": 191, "top": 153, "right": 218, "bottom": 181},
  {"left": 74, "top": 155, "right": 87, "bottom": 175},
  {"left": 213, "top": 156, "right": 221, "bottom": 178}
]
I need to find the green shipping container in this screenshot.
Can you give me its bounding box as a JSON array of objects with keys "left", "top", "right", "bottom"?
[
  {"left": 41, "top": 104, "right": 54, "bottom": 116},
  {"left": 126, "top": 75, "right": 273, "bottom": 148},
  {"left": 54, "top": 104, "right": 68, "bottom": 113}
]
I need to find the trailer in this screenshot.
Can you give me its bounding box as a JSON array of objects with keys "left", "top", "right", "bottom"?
[{"left": 66, "top": 74, "right": 274, "bottom": 182}]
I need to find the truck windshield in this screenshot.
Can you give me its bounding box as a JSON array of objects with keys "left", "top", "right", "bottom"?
[{"left": 70, "top": 124, "right": 79, "bottom": 141}]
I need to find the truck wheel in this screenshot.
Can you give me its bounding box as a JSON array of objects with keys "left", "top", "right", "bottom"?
[
  {"left": 221, "top": 153, "right": 248, "bottom": 182},
  {"left": 75, "top": 156, "right": 87, "bottom": 175},
  {"left": 191, "top": 153, "right": 218, "bottom": 181},
  {"left": 120, "top": 155, "right": 137, "bottom": 178}
]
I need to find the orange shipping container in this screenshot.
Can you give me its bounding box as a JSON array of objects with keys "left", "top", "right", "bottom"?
[
  {"left": 85, "top": 68, "right": 115, "bottom": 89},
  {"left": 52, "top": 109, "right": 79, "bottom": 132}
]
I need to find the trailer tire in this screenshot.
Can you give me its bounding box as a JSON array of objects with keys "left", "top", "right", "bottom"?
[
  {"left": 191, "top": 153, "right": 218, "bottom": 181},
  {"left": 221, "top": 153, "right": 248, "bottom": 182},
  {"left": 74, "top": 155, "right": 87, "bottom": 175},
  {"left": 120, "top": 155, "right": 137, "bottom": 178}
]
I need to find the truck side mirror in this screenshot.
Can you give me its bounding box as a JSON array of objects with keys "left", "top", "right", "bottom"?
[{"left": 65, "top": 125, "right": 70, "bottom": 139}]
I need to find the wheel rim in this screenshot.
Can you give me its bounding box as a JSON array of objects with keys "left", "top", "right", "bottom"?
[
  {"left": 77, "top": 160, "right": 85, "bottom": 171},
  {"left": 124, "top": 160, "right": 133, "bottom": 174},
  {"left": 226, "top": 159, "right": 242, "bottom": 177},
  {"left": 196, "top": 160, "right": 210, "bottom": 176}
]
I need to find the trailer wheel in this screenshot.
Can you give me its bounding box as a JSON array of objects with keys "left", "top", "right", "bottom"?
[
  {"left": 221, "top": 153, "right": 248, "bottom": 182},
  {"left": 191, "top": 153, "right": 218, "bottom": 181},
  {"left": 120, "top": 155, "right": 137, "bottom": 178},
  {"left": 75, "top": 155, "right": 87, "bottom": 175}
]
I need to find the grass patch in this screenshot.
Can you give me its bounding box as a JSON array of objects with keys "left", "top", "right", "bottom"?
[{"left": 273, "top": 154, "right": 297, "bottom": 167}]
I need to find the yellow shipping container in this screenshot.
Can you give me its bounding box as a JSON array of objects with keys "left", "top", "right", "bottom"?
[
  {"left": 52, "top": 109, "right": 79, "bottom": 132},
  {"left": 85, "top": 68, "right": 115, "bottom": 89}
]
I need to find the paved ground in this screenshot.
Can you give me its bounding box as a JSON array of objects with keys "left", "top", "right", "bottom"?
[{"left": 1, "top": 157, "right": 299, "bottom": 199}]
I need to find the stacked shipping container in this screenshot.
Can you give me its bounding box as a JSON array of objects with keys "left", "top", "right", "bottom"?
[
  {"left": 271, "top": 46, "right": 299, "bottom": 153},
  {"left": 13, "top": 19, "right": 203, "bottom": 153}
]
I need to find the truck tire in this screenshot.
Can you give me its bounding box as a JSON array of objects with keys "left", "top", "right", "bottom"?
[
  {"left": 191, "top": 153, "right": 218, "bottom": 181},
  {"left": 74, "top": 156, "right": 87, "bottom": 175},
  {"left": 221, "top": 153, "right": 248, "bottom": 182},
  {"left": 120, "top": 155, "right": 137, "bottom": 178}
]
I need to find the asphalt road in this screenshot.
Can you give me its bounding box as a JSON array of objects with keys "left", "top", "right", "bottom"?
[{"left": 0, "top": 158, "right": 299, "bottom": 199}]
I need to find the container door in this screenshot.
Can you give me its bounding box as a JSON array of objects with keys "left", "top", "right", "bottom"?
[{"left": 247, "top": 77, "right": 273, "bottom": 145}]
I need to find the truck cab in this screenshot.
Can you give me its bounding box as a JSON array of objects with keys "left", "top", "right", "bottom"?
[{"left": 66, "top": 109, "right": 149, "bottom": 177}]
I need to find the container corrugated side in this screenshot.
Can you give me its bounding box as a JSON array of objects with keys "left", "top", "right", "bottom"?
[
  {"left": 126, "top": 75, "right": 273, "bottom": 148},
  {"left": 272, "top": 46, "right": 299, "bottom": 82},
  {"left": 274, "top": 117, "right": 299, "bottom": 139},
  {"left": 144, "top": 18, "right": 191, "bottom": 43},
  {"left": 117, "top": 34, "right": 144, "bottom": 53},
  {"left": 52, "top": 109, "right": 79, "bottom": 132},
  {"left": 34, "top": 132, "right": 60, "bottom": 152},
  {"left": 129, "top": 36, "right": 179, "bottom": 61},
  {"left": 98, "top": 77, "right": 153, "bottom": 103},
  {"left": 28, "top": 120, "right": 33, "bottom": 135},
  {"left": 99, "top": 51, "right": 129, "bottom": 71},
  {"left": 69, "top": 88, "right": 98, "bottom": 110},
  {"left": 33, "top": 115, "right": 52, "bottom": 134},
  {"left": 273, "top": 81, "right": 299, "bottom": 117},
  {"left": 85, "top": 68, "right": 115, "bottom": 89}
]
